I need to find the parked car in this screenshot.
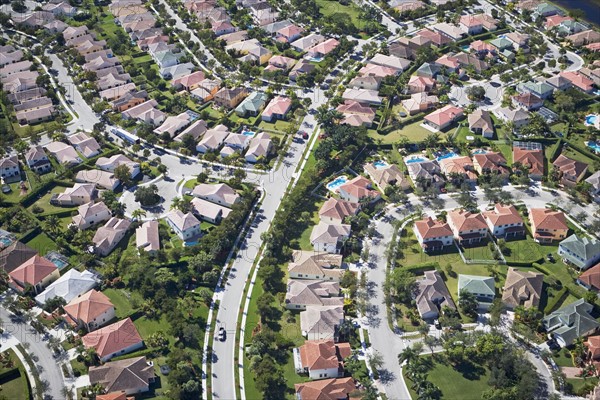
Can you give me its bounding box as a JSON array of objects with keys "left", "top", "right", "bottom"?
[
  {"left": 218, "top": 327, "right": 226, "bottom": 341},
  {"left": 434, "top": 319, "right": 441, "bottom": 330}
]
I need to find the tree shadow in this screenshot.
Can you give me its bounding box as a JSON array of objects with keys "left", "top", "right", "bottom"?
[
  {"left": 378, "top": 369, "right": 396, "bottom": 384},
  {"left": 455, "top": 361, "right": 486, "bottom": 381}
]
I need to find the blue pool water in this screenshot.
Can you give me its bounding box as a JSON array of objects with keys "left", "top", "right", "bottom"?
[
  {"left": 306, "top": 56, "right": 324, "bottom": 62},
  {"left": 0, "top": 237, "right": 13, "bottom": 247},
  {"left": 374, "top": 160, "right": 388, "bottom": 169},
  {"left": 461, "top": 45, "right": 470, "bottom": 51},
  {"left": 436, "top": 152, "right": 458, "bottom": 162},
  {"left": 472, "top": 149, "right": 488, "bottom": 155},
  {"left": 185, "top": 240, "right": 200, "bottom": 247},
  {"left": 326, "top": 176, "right": 348, "bottom": 191},
  {"left": 406, "top": 157, "right": 426, "bottom": 164},
  {"left": 242, "top": 130, "right": 255, "bottom": 137},
  {"left": 52, "top": 259, "right": 68, "bottom": 269},
  {"left": 588, "top": 142, "right": 600, "bottom": 153},
  {"left": 586, "top": 115, "right": 598, "bottom": 125}
]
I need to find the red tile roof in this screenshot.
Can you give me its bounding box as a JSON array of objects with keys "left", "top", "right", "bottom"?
[
  {"left": 82, "top": 318, "right": 142, "bottom": 359},
  {"left": 63, "top": 289, "right": 114, "bottom": 325},
  {"left": 9, "top": 255, "right": 57, "bottom": 287},
  {"left": 529, "top": 208, "right": 568, "bottom": 231},
  {"left": 299, "top": 340, "right": 351, "bottom": 371},
  {"left": 414, "top": 217, "right": 453, "bottom": 240}
]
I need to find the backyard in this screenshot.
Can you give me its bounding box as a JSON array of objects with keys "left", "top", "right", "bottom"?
[{"left": 369, "top": 120, "right": 434, "bottom": 144}]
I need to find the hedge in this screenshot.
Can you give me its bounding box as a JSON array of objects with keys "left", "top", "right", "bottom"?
[
  {"left": 110, "top": 346, "right": 155, "bottom": 362},
  {"left": 403, "top": 261, "right": 439, "bottom": 274},
  {"left": 0, "top": 367, "right": 20, "bottom": 382},
  {"left": 532, "top": 262, "right": 554, "bottom": 276}
]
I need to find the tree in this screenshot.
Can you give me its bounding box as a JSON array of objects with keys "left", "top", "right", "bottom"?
[
  {"left": 385, "top": 268, "right": 416, "bottom": 304},
  {"left": 134, "top": 184, "right": 160, "bottom": 206},
  {"left": 131, "top": 209, "right": 147, "bottom": 221},
  {"left": 466, "top": 85, "right": 486, "bottom": 101},
  {"left": 398, "top": 343, "right": 421, "bottom": 365},
  {"left": 114, "top": 164, "right": 132, "bottom": 187},
  {"left": 256, "top": 292, "right": 279, "bottom": 323},
  {"left": 458, "top": 289, "right": 478, "bottom": 317},
  {"left": 368, "top": 351, "right": 384, "bottom": 371}
]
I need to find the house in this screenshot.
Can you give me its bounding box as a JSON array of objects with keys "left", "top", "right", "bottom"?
[
  {"left": 34, "top": 269, "right": 97, "bottom": 306},
  {"left": 110, "top": 91, "right": 148, "bottom": 112},
  {"left": 171, "top": 71, "right": 206, "bottom": 91},
  {"left": 294, "top": 378, "right": 355, "bottom": 400},
  {"left": 288, "top": 250, "right": 343, "bottom": 281},
  {"left": 0, "top": 156, "right": 21, "bottom": 183},
  {"left": 458, "top": 274, "right": 495, "bottom": 309},
  {"left": 543, "top": 299, "right": 600, "bottom": 347},
  {"left": 96, "top": 392, "right": 133, "bottom": 400},
  {"left": 310, "top": 222, "right": 351, "bottom": 254},
  {"left": 336, "top": 176, "right": 379, "bottom": 203},
  {"left": 0, "top": 60, "right": 33, "bottom": 78},
  {"left": 174, "top": 119, "right": 209, "bottom": 143},
  {"left": 294, "top": 340, "right": 351, "bottom": 380},
  {"left": 424, "top": 105, "right": 464, "bottom": 131},
  {"left": 447, "top": 209, "right": 488, "bottom": 245},
  {"left": 122, "top": 100, "right": 166, "bottom": 126},
  {"left": 262, "top": 96, "right": 292, "bottom": 122},
  {"left": 553, "top": 154, "right": 589, "bottom": 187},
  {"left": 75, "top": 170, "right": 120, "bottom": 191},
  {"left": 285, "top": 280, "right": 343, "bottom": 309},
  {"left": 566, "top": 30, "right": 600, "bottom": 47},
  {"left": 472, "top": 152, "right": 510, "bottom": 177},
  {"left": 235, "top": 92, "right": 268, "bottom": 117},
  {"left": 586, "top": 336, "right": 600, "bottom": 363},
  {"left": 289, "top": 60, "right": 316, "bottom": 82},
  {"left": 300, "top": 305, "right": 344, "bottom": 341},
  {"left": 558, "top": 235, "right": 600, "bottom": 270},
  {"left": 291, "top": 33, "right": 325, "bottom": 52},
  {"left": 407, "top": 75, "right": 435, "bottom": 94},
  {"left": 69, "top": 132, "right": 101, "bottom": 158},
  {"left": 415, "top": 270, "right": 455, "bottom": 319},
  {"left": 363, "top": 163, "right": 410, "bottom": 191},
  {"left": 518, "top": 81, "right": 554, "bottom": 99},
  {"left": 407, "top": 160, "right": 445, "bottom": 189},
  {"left": 469, "top": 40, "right": 497, "bottom": 57},
  {"left": 190, "top": 198, "right": 231, "bottom": 224},
  {"left": 341, "top": 89, "right": 382, "bottom": 106},
  {"left": 349, "top": 75, "right": 381, "bottom": 91},
  {"left": 512, "top": 92, "right": 544, "bottom": 111},
  {"left": 63, "top": 289, "right": 115, "bottom": 331},
  {"left": 93, "top": 218, "right": 131, "bottom": 256},
  {"left": 83, "top": 317, "right": 143, "bottom": 362},
  {"left": 546, "top": 74, "right": 572, "bottom": 91},
  {"left": 390, "top": 0, "right": 425, "bottom": 13},
  {"left": 413, "top": 217, "right": 454, "bottom": 252},
  {"left": 275, "top": 24, "right": 304, "bottom": 43},
  {"left": 16, "top": 106, "right": 55, "bottom": 125},
  {"left": 459, "top": 15, "right": 484, "bottom": 35},
  {"left": 439, "top": 156, "right": 477, "bottom": 183},
  {"left": 63, "top": 25, "right": 89, "bottom": 41},
  {"left": 505, "top": 32, "right": 530, "bottom": 51},
  {"left": 192, "top": 183, "right": 239, "bottom": 207},
  {"left": 401, "top": 92, "right": 439, "bottom": 116},
  {"left": 72, "top": 202, "right": 112, "bottom": 230},
  {"left": 306, "top": 38, "right": 339, "bottom": 58},
  {"left": 494, "top": 107, "right": 530, "bottom": 131},
  {"left": 501, "top": 268, "right": 543, "bottom": 309},
  {"left": 336, "top": 101, "right": 376, "bottom": 127},
  {"left": 154, "top": 113, "right": 191, "bottom": 139},
  {"left": 359, "top": 63, "right": 401, "bottom": 79},
  {"left": 25, "top": 146, "right": 51, "bottom": 175},
  {"left": 529, "top": 208, "right": 569, "bottom": 243},
  {"left": 89, "top": 356, "right": 155, "bottom": 396},
  {"left": 586, "top": 171, "right": 600, "bottom": 199},
  {"left": 560, "top": 71, "right": 595, "bottom": 93},
  {"left": 513, "top": 145, "right": 544, "bottom": 179},
  {"left": 578, "top": 263, "right": 600, "bottom": 292},
  {"left": 533, "top": 2, "right": 562, "bottom": 18},
  {"left": 318, "top": 198, "right": 359, "bottom": 225},
  {"left": 431, "top": 22, "right": 465, "bottom": 40},
  {"left": 222, "top": 133, "right": 251, "bottom": 153},
  {"left": 267, "top": 56, "right": 297, "bottom": 71},
  {"left": 0, "top": 242, "right": 37, "bottom": 274},
  {"left": 213, "top": 87, "right": 248, "bottom": 109},
  {"left": 9, "top": 255, "right": 60, "bottom": 294},
  {"left": 245, "top": 132, "right": 272, "bottom": 163},
  {"left": 490, "top": 37, "right": 514, "bottom": 52},
  {"left": 52, "top": 183, "right": 97, "bottom": 206},
  {"left": 483, "top": 204, "right": 525, "bottom": 239},
  {"left": 96, "top": 155, "right": 140, "bottom": 179},
  {"left": 190, "top": 79, "right": 221, "bottom": 102},
  {"left": 196, "top": 126, "right": 230, "bottom": 153},
  {"left": 162, "top": 63, "right": 196, "bottom": 81},
  {"left": 136, "top": 220, "right": 160, "bottom": 255},
  {"left": 468, "top": 109, "right": 494, "bottom": 138},
  {"left": 166, "top": 210, "right": 201, "bottom": 240}
]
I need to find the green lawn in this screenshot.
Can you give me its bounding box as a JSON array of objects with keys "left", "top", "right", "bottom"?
[
  {"left": 561, "top": 146, "right": 598, "bottom": 173},
  {"left": 27, "top": 185, "right": 76, "bottom": 215},
  {"left": 24, "top": 233, "right": 57, "bottom": 256},
  {"left": 0, "top": 349, "right": 30, "bottom": 400},
  {"left": 566, "top": 377, "right": 599, "bottom": 397},
  {"left": 257, "top": 119, "right": 293, "bottom": 134},
  {"left": 369, "top": 120, "right": 435, "bottom": 144},
  {"left": 297, "top": 199, "right": 324, "bottom": 251},
  {"left": 1, "top": 180, "right": 29, "bottom": 203},
  {"left": 314, "top": 0, "right": 366, "bottom": 30},
  {"left": 103, "top": 288, "right": 141, "bottom": 319},
  {"left": 552, "top": 350, "right": 573, "bottom": 367},
  {"left": 405, "top": 356, "right": 491, "bottom": 400}
]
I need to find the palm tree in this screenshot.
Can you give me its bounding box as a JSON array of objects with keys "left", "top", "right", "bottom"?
[
  {"left": 131, "top": 209, "right": 147, "bottom": 221},
  {"left": 398, "top": 346, "right": 419, "bottom": 366}
]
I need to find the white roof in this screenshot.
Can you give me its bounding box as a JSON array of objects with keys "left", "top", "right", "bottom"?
[{"left": 35, "top": 269, "right": 97, "bottom": 305}]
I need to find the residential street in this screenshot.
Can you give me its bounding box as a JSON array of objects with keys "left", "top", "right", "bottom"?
[{"left": 0, "top": 306, "right": 66, "bottom": 400}]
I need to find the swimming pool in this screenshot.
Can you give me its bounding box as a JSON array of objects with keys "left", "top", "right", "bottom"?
[
  {"left": 585, "top": 114, "right": 598, "bottom": 125},
  {"left": 472, "top": 149, "right": 488, "bottom": 155},
  {"left": 185, "top": 239, "right": 200, "bottom": 247},
  {"left": 0, "top": 236, "right": 13, "bottom": 247},
  {"left": 52, "top": 259, "right": 68, "bottom": 269},
  {"left": 242, "top": 130, "right": 255, "bottom": 137},
  {"left": 373, "top": 160, "right": 388, "bottom": 169},
  {"left": 587, "top": 141, "right": 600, "bottom": 154},
  {"left": 306, "top": 56, "right": 324, "bottom": 63},
  {"left": 436, "top": 152, "right": 459, "bottom": 162},
  {"left": 405, "top": 156, "right": 427, "bottom": 164},
  {"left": 326, "top": 176, "right": 348, "bottom": 191}
]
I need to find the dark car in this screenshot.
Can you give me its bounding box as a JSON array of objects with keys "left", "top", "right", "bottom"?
[
  {"left": 302, "top": 132, "right": 309, "bottom": 140},
  {"left": 218, "top": 327, "right": 226, "bottom": 341}
]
